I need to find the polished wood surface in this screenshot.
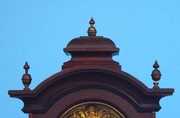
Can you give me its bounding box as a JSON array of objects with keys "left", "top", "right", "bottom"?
[{"left": 8, "top": 19, "right": 174, "bottom": 118}]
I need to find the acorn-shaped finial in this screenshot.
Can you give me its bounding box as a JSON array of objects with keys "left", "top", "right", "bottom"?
[
  {"left": 151, "top": 60, "right": 161, "bottom": 89},
  {"left": 22, "top": 62, "right": 32, "bottom": 90},
  {"left": 87, "top": 17, "right": 97, "bottom": 37}
]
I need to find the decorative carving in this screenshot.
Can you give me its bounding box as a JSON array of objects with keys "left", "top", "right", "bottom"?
[
  {"left": 60, "top": 102, "right": 125, "bottom": 118},
  {"left": 151, "top": 60, "right": 161, "bottom": 89},
  {"left": 87, "top": 18, "right": 97, "bottom": 36},
  {"left": 22, "top": 62, "right": 32, "bottom": 90}
]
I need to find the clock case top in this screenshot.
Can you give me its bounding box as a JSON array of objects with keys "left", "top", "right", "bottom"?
[{"left": 8, "top": 19, "right": 174, "bottom": 118}]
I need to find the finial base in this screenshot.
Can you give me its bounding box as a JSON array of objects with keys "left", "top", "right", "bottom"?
[{"left": 153, "top": 82, "right": 160, "bottom": 90}]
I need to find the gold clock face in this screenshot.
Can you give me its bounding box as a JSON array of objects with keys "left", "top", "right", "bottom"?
[{"left": 60, "top": 102, "right": 125, "bottom": 118}]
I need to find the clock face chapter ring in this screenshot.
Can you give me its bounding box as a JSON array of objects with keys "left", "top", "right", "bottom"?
[{"left": 60, "top": 102, "right": 125, "bottom": 118}]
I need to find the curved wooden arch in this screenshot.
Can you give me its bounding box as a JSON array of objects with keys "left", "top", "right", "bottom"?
[{"left": 9, "top": 67, "right": 173, "bottom": 114}]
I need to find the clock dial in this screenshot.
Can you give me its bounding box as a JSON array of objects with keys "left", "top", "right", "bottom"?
[{"left": 60, "top": 102, "right": 125, "bottom": 118}]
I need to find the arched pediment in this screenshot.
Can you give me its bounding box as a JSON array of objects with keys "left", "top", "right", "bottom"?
[
  {"left": 33, "top": 68, "right": 149, "bottom": 96},
  {"left": 8, "top": 68, "right": 173, "bottom": 113}
]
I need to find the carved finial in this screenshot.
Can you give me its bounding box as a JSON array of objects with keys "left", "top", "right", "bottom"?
[
  {"left": 151, "top": 60, "right": 161, "bottom": 89},
  {"left": 153, "top": 60, "right": 159, "bottom": 69},
  {"left": 24, "top": 62, "right": 30, "bottom": 74},
  {"left": 22, "top": 62, "right": 32, "bottom": 90},
  {"left": 89, "top": 17, "right": 95, "bottom": 26},
  {"left": 87, "top": 17, "right": 97, "bottom": 37}
]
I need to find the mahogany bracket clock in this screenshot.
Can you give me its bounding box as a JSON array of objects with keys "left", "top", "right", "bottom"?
[{"left": 8, "top": 18, "right": 174, "bottom": 118}]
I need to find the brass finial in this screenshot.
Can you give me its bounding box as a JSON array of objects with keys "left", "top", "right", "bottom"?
[
  {"left": 151, "top": 60, "right": 161, "bottom": 89},
  {"left": 22, "top": 62, "right": 32, "bottom": 90},
  {"left": 87, "top": 17, "right": 97, "bottom": 36}
]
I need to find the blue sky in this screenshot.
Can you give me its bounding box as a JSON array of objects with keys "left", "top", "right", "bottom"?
[{"left": 0, "top": 0, "right": 179, "bottom": 117}]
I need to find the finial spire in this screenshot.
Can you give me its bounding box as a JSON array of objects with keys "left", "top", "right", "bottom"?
[
  {"left": 24, "top": 62, "right": 30, "bottom": 74},
  {"left": 87, "top": 17, "right": 97, "bottom": 36},
  {"left": 153, "top": 60, "right": 159, "bottom": 69},
  {"left": 22, "top": 62, "right": 32, "bottom": 90},
  {"left": 151, "top": 60, "right": 161, "bottom": 89}
]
